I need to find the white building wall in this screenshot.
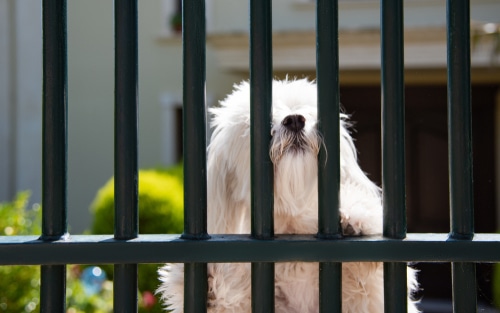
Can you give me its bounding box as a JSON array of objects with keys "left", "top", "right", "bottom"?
[
  {"left": 0, "top": 0, "right": 13, "bottom": 202},
  {"left": 0, "top": 0, "right": 42, "bottom": 206}
]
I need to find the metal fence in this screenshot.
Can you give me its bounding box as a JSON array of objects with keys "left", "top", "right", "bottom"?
[{"left": 0, "top": 0, "right": 499, "bottom": 312}]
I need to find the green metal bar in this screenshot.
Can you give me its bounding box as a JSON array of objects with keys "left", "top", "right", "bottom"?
[
  {"left": 2, "top": 233, "right": 500, "bottom": 264},
  {"left": 316, "top": 0, "right": 342, "bottom": 312},
  {"left": 251, "top": 262, "right": 275, "bottom": 313},
  {"left": 41, "top": 0, "right": 67, "bottom": 311},
  {"left": 316, "top": 0, "right": 341, "bottom": 240},
  {"left": 319, "top": 262, "right": 342, "bottom": 313},
  {"left": 42, "top": 0, "right": 68, "bottom": 243},
  {"left": 447, "top": 1, "right": 477, "bottom": 311},
  {"left": 40, "top": 265, "right": 66, "bottom": 313},
  {"left": 114, "top": 0, "right": 139, "bottom": 311},
  {"left": 381, "top": 0, "right": 406, "bottom": 240},
  {"left": 452, "top": 262, "right": 477, "bottom": 312},
  {"left": 182, "top": 0, "right": 208, "bottom": 311},
  {"left": 250, "top": 0, "right": 273, "bottom": 240},
  {"left": 383, "top": 262, "right": 408, "bottom": 312},
  {"left": 181, "top": 0, "right": 209, "bottom": 241},
  {"left": 250, "top": 0, "right": 274, "bottom": 311},
  {"left": 446, "top": 0, "right": 474, "bottom": 241},
  {"left": 114, "top": 0, "right": 138, "bottom": 241},
  {"left": 381, "top": 1, "right": 407, "bottom": 312},
  {"left": 114, "top": 264, "right": 138, "bottom": 312},
  {"left": 184, "top": 263, "right": 209, "bottom": 313}
]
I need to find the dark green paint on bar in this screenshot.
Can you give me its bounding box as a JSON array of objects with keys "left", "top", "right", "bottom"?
[
  {"left": 3, "top": 233, "right": 500, "bottom": 265},
  {"left": 381, "top": 1, "right": 408, "bottom": 312},
  {"left": 316, "top": 0, "right": 342, "bottom": 312},
  {"left": 250, "top": 0, "right": 274, "bottom": 241},
  {"left": 446, "top": 0, "right": 474, "bottom": 241},
  {"left": 250, "top": 0, "right": 275, "bottom": 312},
  {"left": 41, "top": 1, "right": 68, "bottom": 312},
  {"left": 184, "top": 263, "right": 208, "bottom": 313},
  {"left": 41, "top": 265, "right": 66, "bottom": 313},
  {"left": 114, "top": 0, "right": 139, "bottom": 241},
  {"left": 316, "top": 0, "right": 342, "bottom": 240},
  {"left": 381, "top": 0, "right": 407, "bottom": 240},
  {"left": 182, "top": 0, "right": 209, "bottom": 312},
  {"left": 42, "top": 0, "right": 68, "bottom": 242},
  {"left": 114, "top": 1, "right": 139, "bottom": 312},
  {"left": 447, "top": 0, "right": 477, "bottom": 311},
  {"left": 181, "top": 0, "right": 209, "bottom": 241},
  {"left": 452, "top": 262, "right": 477, "bottom": 312},
  {"left": 383, "top": 262, "right": 408, "bottom": 312},
  {"left": 114, "top": 264, "right": 138, "bottom": 313}
]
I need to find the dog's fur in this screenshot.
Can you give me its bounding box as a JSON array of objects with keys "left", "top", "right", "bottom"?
[{"left": 158, "top": 78, "right": 419, "bottom": 313}]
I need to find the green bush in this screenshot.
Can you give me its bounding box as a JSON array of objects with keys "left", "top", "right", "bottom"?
[
  {"left": 90, "top": 166, "right": 184, "bottom": 235},
  {"left": 89, "top": 164, "right": 184, "bottom": 312},
  {"left": 0, "top": 193, "right": 113, "bottom": 313},
  {"left": 0, "top": 192, "right": 41, "bottom": 312}
]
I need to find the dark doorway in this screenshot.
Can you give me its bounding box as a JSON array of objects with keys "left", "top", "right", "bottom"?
[{"left": 339, "top": 84, "right": 498, "bottom": 307}]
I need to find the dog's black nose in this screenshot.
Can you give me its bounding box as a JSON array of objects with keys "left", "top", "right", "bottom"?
[{"left": 282, "top": 114, "right": 306, "bottom": 132}]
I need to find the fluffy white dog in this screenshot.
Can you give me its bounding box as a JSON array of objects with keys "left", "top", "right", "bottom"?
[{"left": 158, "top": 78, "right": 419, "bottom": 313}]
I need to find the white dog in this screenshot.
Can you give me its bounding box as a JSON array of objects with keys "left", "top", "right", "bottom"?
[{"left": 158, "top": 78, "right": 419, "bottom": 313}]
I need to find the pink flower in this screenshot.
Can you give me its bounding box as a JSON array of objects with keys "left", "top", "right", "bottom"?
[{"left": 142, "top": 291, "right": 156, "bottom": 309}]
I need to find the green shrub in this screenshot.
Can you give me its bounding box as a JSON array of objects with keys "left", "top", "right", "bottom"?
[
  {"left": 89, "top": 164, "right": 184, "bottom": 312},
  {"left": 0, "top": 193, "right": 113, "bottom": 313},
  {"left": 0, "top": 192, "right": 41, "bottom": 313},
  {"left": 90, "top": 166, "right": 184, "bottom": 235}
]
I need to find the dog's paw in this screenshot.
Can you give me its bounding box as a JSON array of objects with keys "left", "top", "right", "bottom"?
[{"left": 340, "top": 211, "right": 363, "bottom": 236}]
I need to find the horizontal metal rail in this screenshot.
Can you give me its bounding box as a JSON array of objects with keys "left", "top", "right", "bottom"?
[{"left": 1, "top": 233, "right": 500, "bottom": 265}]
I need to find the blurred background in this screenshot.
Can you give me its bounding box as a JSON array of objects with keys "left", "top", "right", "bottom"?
[{"left": 1, "top": 0, "right": 499, "bottom": 312}]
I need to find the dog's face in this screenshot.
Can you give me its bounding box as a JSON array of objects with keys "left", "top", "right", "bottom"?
[
  {"left": 268, "top": 80, "right": 321, "bottom": 217},
  {"left": 270, "top": 80, "right": 321, "bottom": 164},
  {"left": 208, "top": 79, "right": 322, "bottom": 220},
  {"left": 209, "top": 79, "right": 373, "bottom": 219}
]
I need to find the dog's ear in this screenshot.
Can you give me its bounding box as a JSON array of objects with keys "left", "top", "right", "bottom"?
[{"left": 207, "top": 121, "right": 252, "bottom": 234}]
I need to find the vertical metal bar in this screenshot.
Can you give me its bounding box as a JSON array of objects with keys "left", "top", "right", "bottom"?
[
  {"left": 41, "top": 0, "right": 67, "bottom": 312},
  {"left": 250, "top": 0, "right": 273, "bottom": 240},
  {"left": 316, "top": 0, "right": 341, "bottom": 240},
  {"left": 452, "top": 262, "right": 476, "bottom": 312},
  {"left": 250, "top": 0, "right": 274, "bottom": 312},
  {"left": 114, "top": 0, "right": 139, "bottom": 312},
  {"left": 114, "top": 264, "right": 138, "bottom": 311},
  {"left": 383, "top": 262, "right": 408, "bottom": 312},
  {"left": 316, "top": 0, "right": 342, "bottom": 312},
  {"left": 40, "top": 265, "right": 66, "bottom": 313},
  {"left": 184, "top": 263, "right": 208, "bottom": 313},
  {"left": 381, "top": 1, "right": 407, "bottom": 312},
  {"left": 41, "top": 0, "right": 68, "bottom": 243},
  {"left": 319, "top": 262, "right": 342, "bottom": 313},
  {"left": 446, "top": 0, "right": 474, "bottom": 240},
  {"left": 182, "top": 0, "right": 209, "bottom": 312},
  {"left": 251, "top": 263, "right": 275, "bottom": 313},
  {"left": 181, "top": 0, "right": 208, "bottom": 241},
  {"left": 446, "top": 1, "right": 477, "bottom": 312},
  {"left": 381, "top": 0, "right": 406, "bottom": 240}
]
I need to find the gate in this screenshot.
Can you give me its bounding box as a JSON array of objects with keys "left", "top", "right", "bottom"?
[{"left": 0, "top": 0, "right": 499, "bottom": 312}]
